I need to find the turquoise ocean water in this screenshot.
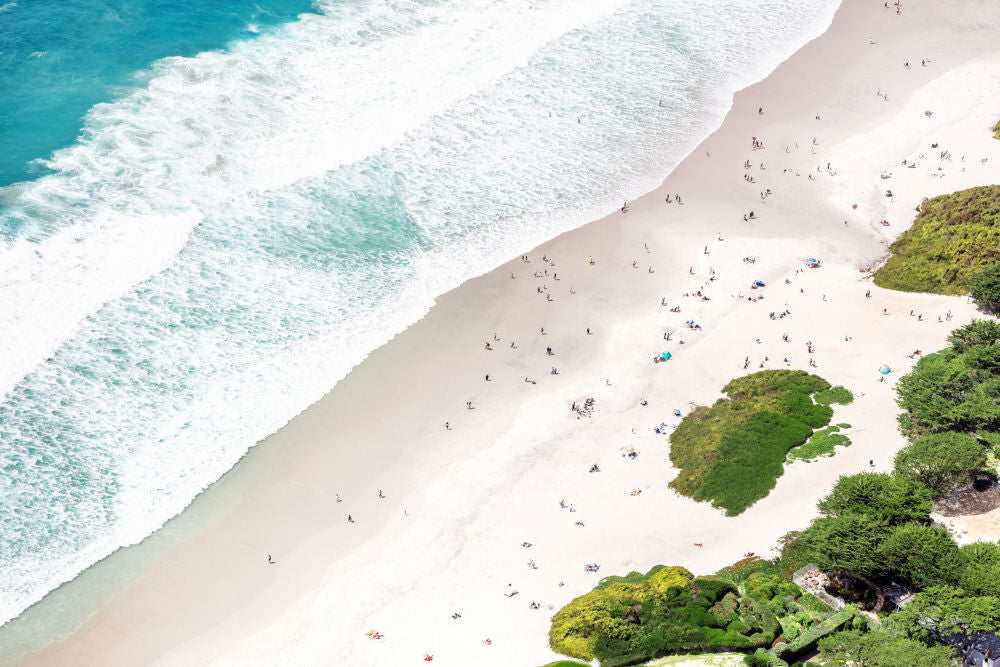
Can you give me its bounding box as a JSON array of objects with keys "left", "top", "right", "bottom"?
[{"left": 0, "top": 0, "right": 839, "bottom": 630}]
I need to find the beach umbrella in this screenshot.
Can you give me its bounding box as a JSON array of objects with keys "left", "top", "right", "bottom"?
[
  {"left": 879, "top": 364, "right": 891, "bottom": 374},
  {"left": 661, "top": 351, "right": 672, "bottom": 360}
]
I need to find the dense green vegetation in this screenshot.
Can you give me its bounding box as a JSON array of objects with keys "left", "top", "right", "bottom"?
[
  {"left": 968, "top": 264, "right": 1000, "bottom": 311},
  {"left": 893, "top": 432, "right": 989, "bottom": 495},
  {"left": 887, "top": 586, "right": 1000, "bottom": 659},
  {"left": 872, "top": 186, "right": 1000, "bottom": 296},
  {"left": 813, "top": 386, "right": 853, "bottom": 406},
  {"left": 796, "top": 472, "right": 966, "bottom": 604},
  {"left": 993, "top": 119, "right": 1000, "bottom": 140},
  {"left": 548, "top": 564, "right": 837, "bottom": 666},
  {"left": 787, "top": 423, "right": 851, "bottom": 462},
  {"left": 668, "top": 370, "right": 851, "bottom": 515},
  {"left": 548, "top": 323, "right": 1000, "bottom": 667},
  {"left": 892, "top": 320, "right": 1000, "bottom": 495},
  {"left": 814, "top": 630, "right": 958, "bottom": 666},
  {"left": 790, "top": 322, "right": 1000, "bottom": 664}
]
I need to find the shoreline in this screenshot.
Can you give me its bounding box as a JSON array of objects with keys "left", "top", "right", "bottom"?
[
  {"left": 8, "top": 0, "right": 1000, "bottom": 665},
  {"left": 0, "top": 0, "right": 841, "bottom": 637}
]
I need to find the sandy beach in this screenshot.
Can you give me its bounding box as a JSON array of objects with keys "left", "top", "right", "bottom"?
[{"left": 11, "top": 0, "right": 1000, "bottom": 665}]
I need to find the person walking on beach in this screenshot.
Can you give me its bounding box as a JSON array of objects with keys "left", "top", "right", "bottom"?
[{"left": 267, "top": 554, "right": 274, "bottom": 564}]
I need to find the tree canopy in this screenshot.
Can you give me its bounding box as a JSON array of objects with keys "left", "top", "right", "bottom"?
[
  {"left": 896, "top": 321, "right": 1000, "bottom": 439},
  {"left": 948, "top": 319, "right": 1000, "bottom": 353},
  {"left": 815, "top": 472, "right": 932, "bottom": 525},
  {"left": 881, "top": 523, "right": 967, "bottom": 589},
  {"left": 969, "top": 264, "right": 1000, "bottom": 312},
  {"left": 888, "top": 586, "right": 1000, "bottom": 662},
  {"left": 893, "top": 431, "right": 990, "bottom": 496},
  {"left": 815, "top": 629, "right": 957, "bottom": 666},
  {"left": 958, "top": 542, "right": 1000, "bottom": 597},
  {"left": 800, "top": 514, "right": 891, "bottom": 582}
]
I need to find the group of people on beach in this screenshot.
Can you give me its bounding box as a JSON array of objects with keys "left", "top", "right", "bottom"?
[{"left": 334, "top": 58, "right": 995, "bottom": 661}]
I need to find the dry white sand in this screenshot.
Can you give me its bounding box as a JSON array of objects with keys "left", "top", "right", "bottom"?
[
  {"left": 18, "top": 1, "right": 1000, "bottom": 665},
  {"left": 933, "top": 508, "right": 1000, "bottom": 546}
]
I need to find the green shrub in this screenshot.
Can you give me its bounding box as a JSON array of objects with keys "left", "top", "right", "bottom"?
[
  {"left": 717, "top": 557, "right": 784, "bottom": 585},
  {"left": 798, "top": 593, "right": 833, "bottom": 614},
  {"left": 813, "top": 386, "right": 853, "bottom": 405},
  {"left": 709, "top": 591, "right": 741, "bottom": 622},
  {"left": 849, "top": 614, "right": 869, "bottom": 631},
  {"left": 774, "top": 606, "right": 858, "bottom": 662},
  {"left": 728, "top": 619, "right": 751, "bottom": 635},
  {"left": 773, "top": 533, "right": 815, "bottom": 578},
  {"left": 694, "top": 575, "right": 739, "bottom": 602},
  {"left": 969, "top": 264, "right": 1000, "bottom": 311},
  {"left": 882, "top": 522, "right": 967, "bottom": 588},
  {"left": 815, "top": 472, "right": 932, "bottom": 525},
  {"left": 947, "top": 319, "right": 1000, "bottom": 352},
  {"left": 896, "top": 323, "right": 1000, "bottom": 439},
  {"left": 788, "top": 424, "right": 851, "bottom": 462},
  {"left": 744, "top": 572, "right": 801, "bottom": 602},
  {"left": 816, "top": 630, "right": 958, "bottom": 666},
  {"left": 777, "top": 616, "right": 800, "bottom": 642},
  {"left": 669, "top": 370, "right": 846, "bottom": 515},
  {"left": 994, "top": 119, "right": 1000, "bottom": 140},
  {"left": 549, "top": 561, "right": 821, "bottom": 665},
  {"left": 893, "top": 431, "right": 989, "bottom": 496},
  {"left": 550, "top": 564, "right": 780, "bottom": 663},
  {"left": 959, "top": 542, "right": 1000, "bottom": 596},
  {"left": 873, "top": 185, "right": 1000, "bottom": 294},
  {"left": 744, "top": 651, "right": 787, "bottom": 667}
]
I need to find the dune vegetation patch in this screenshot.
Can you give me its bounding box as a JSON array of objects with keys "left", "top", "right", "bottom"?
[
  {"left": 873, "top": 186, "right": 1000, "bottom": 295},
  {"left": 668, "top": 370, "right": 851, "bottom": 516},
  {"left": 788, "top": 423, "right": 852, "bottom": 462}
]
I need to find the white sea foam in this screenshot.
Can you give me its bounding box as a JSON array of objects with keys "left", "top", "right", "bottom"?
[
  {"left": 0, "top": 0, "right": 628, "bottom": 400},
  {"left": 0, "top": 0, "right": 839, "bottom": 631}
]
